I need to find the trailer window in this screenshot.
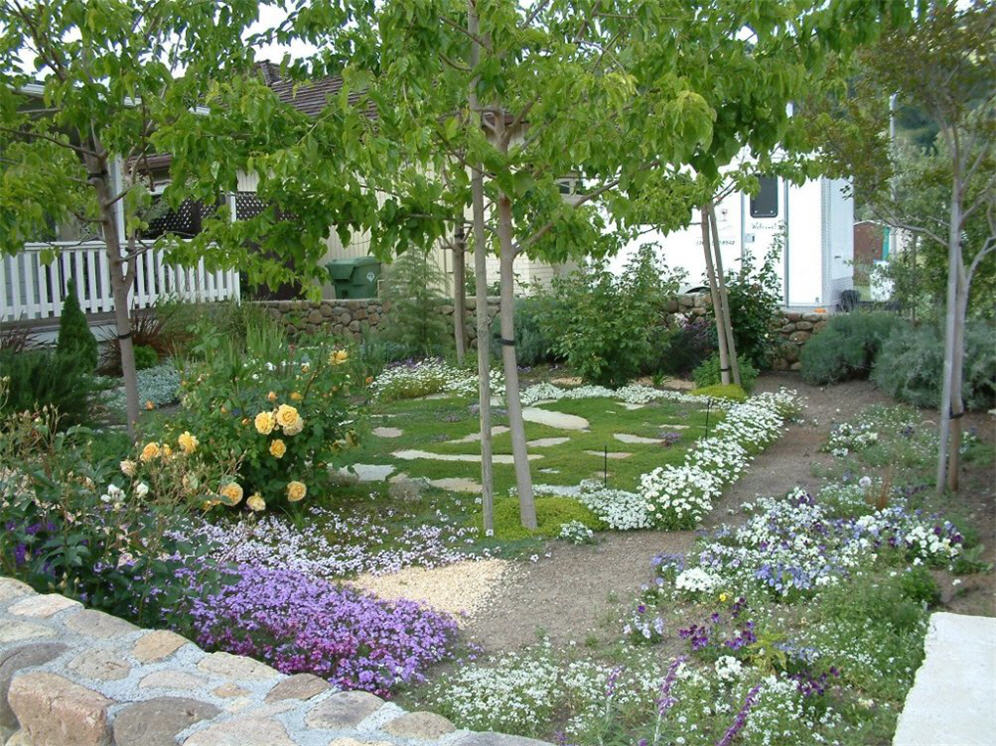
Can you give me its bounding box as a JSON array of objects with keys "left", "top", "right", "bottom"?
[{"left": 750, "top": 176, "right": 779, "bottom": 218}]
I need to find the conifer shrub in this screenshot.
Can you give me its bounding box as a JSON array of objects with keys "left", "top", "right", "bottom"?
[
  {"left": 0, "top": 348, "right": 99, "bottom": 426},
  {"left": 800, "top": 311, "right": 907, "bottom": 384},
  {"left": 872, "top": 320, "right": 996, "bottom": 410},
  {"left": 56, "top": 278, "right": 98, "bottom": 372},
  {"left": 381, "top": 249, "right": 451, "bottom": 358},
  {"left": 692, "top": 352, "right": 758, "bottom": 391}
]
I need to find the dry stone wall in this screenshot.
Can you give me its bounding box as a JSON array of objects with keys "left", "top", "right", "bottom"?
[
  {"left": 254, "top": 294, "right": 827, "bottom": 372},
  {"left": 0, "top": 577, "right": 549, "bottom": 746}
]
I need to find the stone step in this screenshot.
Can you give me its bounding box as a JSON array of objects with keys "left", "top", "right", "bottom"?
[{"left": 893, "top": 612, "right": 996, "bottom": 746}]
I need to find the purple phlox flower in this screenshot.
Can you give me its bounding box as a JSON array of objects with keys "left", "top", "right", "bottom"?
[
  {"left": 715, "top": 683, "right": 763, "bottom": 746},
  {"left": 605, "top": 665, "right": 624, "bottom": 700}
]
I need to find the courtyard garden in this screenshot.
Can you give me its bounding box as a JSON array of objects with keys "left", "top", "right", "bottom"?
[{"left": 1, "top": 290, "right": 993, "bottom": 745}]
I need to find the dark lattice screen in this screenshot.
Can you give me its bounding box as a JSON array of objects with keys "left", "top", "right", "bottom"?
[{"left": 235, "top": 192, "right": 266, "bottom": 220}]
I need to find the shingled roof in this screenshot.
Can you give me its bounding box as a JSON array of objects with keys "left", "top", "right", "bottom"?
[{"left": 262, "top": 62, "right": 369, "bottom": 118}]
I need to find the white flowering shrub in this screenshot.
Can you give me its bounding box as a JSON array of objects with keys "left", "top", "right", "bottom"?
[
  {"left": 674, "top": 567, "right": 723, "bottom": 595},
  {"left": 640, "top": 464, "right": 722, "bottom": 529},
  {"left": 576, "top": 481, "right": 652, "bottom": 530},
  {"left": 558, "top": 520, "right": 596, "bottom": 545}
]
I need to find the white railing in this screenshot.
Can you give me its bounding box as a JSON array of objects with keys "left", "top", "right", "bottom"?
[{"left": 0, "top": 242, "right": 241, "bottom": 323}]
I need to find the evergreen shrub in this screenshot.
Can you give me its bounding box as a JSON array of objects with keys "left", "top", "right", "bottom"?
[
  {"left": 57, "top": 278, "right": 98, "bottom": 372},
  {"left": 0, "top": 349, "right": 99, "bottom": 426},
  {"left": 692, "top": 352, "right": 758, "bottom": 392},
  {"left": 800, "top": 311, "right": 907, "bottom": 384},
  {"left": 381, "top": 249, "right": 451, "bottom": 358},
  {"left": 872, "top": 320, "right": 996, "bottom": 410}
]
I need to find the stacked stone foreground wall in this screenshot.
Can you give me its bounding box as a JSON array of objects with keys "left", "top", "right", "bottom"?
[
  {"left": 257, "top": 294, "right": 828, "bottom": 371},
  {"left": 0, "top": 577, "right": 548, "bottom": 746}
]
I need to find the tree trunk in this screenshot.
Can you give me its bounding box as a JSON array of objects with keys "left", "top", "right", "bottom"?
[
  {"left": 497, "top": 193, "right": 537, "bottom": 529},
  {"left": 468, "top": 0, "right": 494, "bottom": 532},
  {"left": 947, "top": 260, "right": 969, "bottom": 492},
  {"left": 935, "top": 185, "right": 961, "bottom": 495},
  {"left": 708, "top": 202, "right": 741, "bottom": 386},
  {"left": 452, "top": 223, "right": 468, "bottom": 365},
  {"left": 87, "top": 150, "right": 139, "bottom": 438},
  {"left": 700, "top": 203, "right": 731, "bottom": 385}
]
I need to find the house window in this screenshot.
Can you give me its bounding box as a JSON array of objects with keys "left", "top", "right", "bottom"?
[{"left": 750, "top": 176, "right": 779, "bottom": 218}]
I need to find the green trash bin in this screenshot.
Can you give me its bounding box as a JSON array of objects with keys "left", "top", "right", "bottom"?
[{"left": 326, "top": 257, "right": 381, "bottom": 298}]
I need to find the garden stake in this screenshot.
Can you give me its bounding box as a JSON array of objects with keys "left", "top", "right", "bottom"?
[
  {"left": 604, "top": 446, "right": 608, "bottom": 486},
  {"left": 704, "top": 398, "right": 712, "bottom": 439}
]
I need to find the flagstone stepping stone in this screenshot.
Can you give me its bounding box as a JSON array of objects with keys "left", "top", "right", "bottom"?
[
  {"left": 620, "top": 402, "right": 645, "bottom": 410},
  {"left": 538, "top": 468, "right": 560, "bottom": 474},
  {"left": 428, "top": 477, "right": 482, "bottom": 493},
  {"left": 584, "top": 450, "right": 632, "bottom": 459},
  {"left": 527, "top": 437, "right": 570, "bottom": 447},
  {"left": 392, "top": 450, "right": 543, "bottom": 463},
  {"left": 447, "top": 426, "right": 510, "bottom": 444},
  {"left": 341, "top": 464, "right": 396, "bottom": 481},
  {"left": 521, "top": 407, "right": 589, "bottom": 430},
  {"left": 372, "top": 426, "right": 404, "bottom": 438},
  {"left": 614, "top": 433, "right": 665, "bottom": 444},
  {"left": 660, "top": 423, "right": 690, "bottom": 430}
]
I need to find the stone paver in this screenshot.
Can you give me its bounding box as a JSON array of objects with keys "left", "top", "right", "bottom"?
[
  {"left": 393, "top": 450, "right": 543, "bottom": 463},
  {"left": 893, "top": 612, "right": 996, "bottom": 746},
  {"left": 526, "top": 437, "right": 570, "bottom": 448},
  {"left": 447, "top": 426, "right": 510, "bottom": 444},
  {"left": 305, "top": 690, "right": 384, "bottom": 730},
  {"left": 613, "top": 432, "right": 664, "bottom": 445},
  {"left": 64, "top": 609, "right": 138, "bottom": 639},
  {"left": 0, "top": 643, "right": 68, "bottom": 730},
  {"left": 341, "top": 464, "right": 396, "bottom": 482},
  {"left": 67, "top": 648, "right": 131, "bottom": 681},
  {"left": 132, "top": 630, "right": 189, "bottom": 663},
  {"left": 197, "top": 651, "right": 279, "bottom": 681},
  {"left": 428, "top": 477, "right": 482, "bottom": 493},
  {"left": 182, "top": 714, "right": 296, "bottom": 746},
  {"left": 7, "top": 594, "right": 81, "bottom": 619},
  {"left": 140, "top": 670, "right": 210, "bottom": 690},
  {"left": 264, "top": 673, "right": 330, "bottom": 703},
  {"left": 382, "top": 711, "right": 456, "bottom": 738},
  {"left": 583, "top": 450, "right": 632, "bottom": 459},
  {"left": 371, "top": 426, "right": 403, "bottom": 438},
  {"left": 112, "top": 697, "right": 220, "bottom": 746},
  {"left": 0, "top": 622, "right": 54, "bottom": 644},
  {"left": 8, "top": 671, "right": 112, "bottom": 746},
  {"left": 521, "top": 407, "right": 589, "bottom": 430},
  {"left": 0, "top": 579, "right": 34, "bottom": 604}
]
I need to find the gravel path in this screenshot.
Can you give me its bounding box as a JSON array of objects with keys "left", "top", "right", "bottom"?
[{"left": 463, "top": 374, "right": 899, "bottom": 652}]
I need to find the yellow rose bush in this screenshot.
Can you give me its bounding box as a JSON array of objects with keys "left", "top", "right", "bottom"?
[{"left": 163, "top": 337, "right": 362, "bottom": 510}]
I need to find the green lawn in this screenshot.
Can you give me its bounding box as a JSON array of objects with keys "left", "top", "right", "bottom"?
[{"left": 341, "top": 393, "right": 721, "bottom": 494}]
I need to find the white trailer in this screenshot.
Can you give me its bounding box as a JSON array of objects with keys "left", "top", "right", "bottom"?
[{"left": 613, "top": 176, "right": 855, "bottom": 310}]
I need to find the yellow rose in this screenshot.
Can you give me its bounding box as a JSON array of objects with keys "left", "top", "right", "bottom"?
[
  {"left": 275, "top": 404, "right": 299, "bottom": 429},
  {"left": 269, "top": 439, "right": 287, "bottom": 459},
  {"left": 247, "top": 493, "right": 266, "bottom": 512},
  {"left": 139, "top": 442, "right": 161, "bottom": 463},
  {"left": 290, "top": 391, "right": 303, "bottom": 401},
  {"left": 162, "top": 444, "right": 173, "bottom": 459},
  {"left": 177, "top": 431, "right": 199, "bottom": 455},
  {"left": 331, "top": 349, "right": 349, "bottom": 365},
  {"left": 254, "top": 410, "right": 276, "bottom": 435},
  {"left": 267, "top": 391, "right": 278, "bottom": 402},
  {"left": 282, "top": 415, "right": 304, "bottom": 436},
  {"left": 286, "top": 480, "right": 307, "bottom": 502},
  {"left": 219, "top": 482, "right": 244, "bottom": 506}
]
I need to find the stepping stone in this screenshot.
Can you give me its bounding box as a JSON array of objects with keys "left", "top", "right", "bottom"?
[
  {"left": 428, "top": 477, "right": 482, "bottom": 493},
  {"left": 372, "top": 426, "right": 403, "bottom": 438},
  {"left": 392, "top": 450, "right": 543, "bottom": 463},
  {"left": 538, "top": 468, "right": 560, "bottom": 474},
  {"left": 659, "top": 423, "right": 690, "bottom": 430},
  {"left": 527, "top": 437, "right": 570, "bottom": 447},
  {"left": 341, "top": 464, "right": 396, "bottom": 481},
  {"left": 522, "top": 407, "right": 589, "bottom": 430},
  {"left": 446, "top": 426, "right": 510, "bottom": 444},
  {"left": 614, "top": 433, "right": 665, "bottom": 444},
  {"left": 621, "top": 402, "right": 645, "bottom": 410},
  {"left": 584, "top": 450, "right": 632, "bottom": 459}
]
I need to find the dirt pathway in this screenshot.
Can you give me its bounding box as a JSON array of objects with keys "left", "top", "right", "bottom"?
[{"left": 464, "top": 374, "right": 934, "bottom": 652}]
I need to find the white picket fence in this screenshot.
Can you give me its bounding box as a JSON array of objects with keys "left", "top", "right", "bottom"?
[{"left": 0, "top": 242, "right": 240, "bottom": 323}]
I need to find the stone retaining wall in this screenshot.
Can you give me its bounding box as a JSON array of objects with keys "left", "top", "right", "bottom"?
[
  {"left": 0, "top": 577, "right": 548, "bottom": 746},
  {"left": 255, "top": 294, "right": 828, "bottom": 371}
]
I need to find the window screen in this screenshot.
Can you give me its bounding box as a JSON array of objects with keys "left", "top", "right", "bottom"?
[{"left": 750, "top": 176, "right": 779, "bottom": 218}]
